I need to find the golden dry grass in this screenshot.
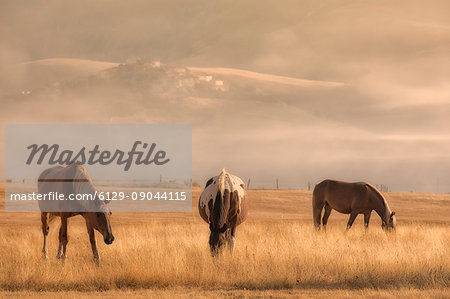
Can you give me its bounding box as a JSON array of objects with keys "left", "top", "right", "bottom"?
[
  {"left": 0, "top": 220, "right": 449, "bottom": 292},
  {"left": 0, "top": 184, "right": 449, "bottom": 297},
  {"left": 1, "top": 288, "right": 449, "bottom": 299}
]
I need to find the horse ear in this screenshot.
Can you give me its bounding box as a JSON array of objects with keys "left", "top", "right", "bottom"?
[
  {"left": 391, "top": 211, "right": 395, "bottom": 217},
  {"left": 105, "top": 199, "right": 111, "bottom": 205}
]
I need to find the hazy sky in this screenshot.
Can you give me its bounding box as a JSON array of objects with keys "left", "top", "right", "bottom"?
[{"left": 1, "top": 0, "right": 450, "bottom": 192}]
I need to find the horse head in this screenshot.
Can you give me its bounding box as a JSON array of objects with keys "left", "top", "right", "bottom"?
[
  {"left": 87, "top": 202, "right": 114, "bottom": 245},
  {"left": 382, "top": 211, "right": 396, "bottom": 231},
  {"left": 209, "top": 222, "right": 228, "bottom": 255}
]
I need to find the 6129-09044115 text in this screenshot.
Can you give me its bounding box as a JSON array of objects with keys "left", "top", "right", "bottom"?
[{"left": 9, "top": 191, "right": 187, "bottom": 201}]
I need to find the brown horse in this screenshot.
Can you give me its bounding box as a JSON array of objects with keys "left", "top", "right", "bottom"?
[
  {"left": 198, "top": 169, "right": 249, "bottom": 255},
  {"left": 313, "top": 179, "right": 396, "bottom": 231},
  {"left": 38, "top": 162, "right": 114, "bottom": 263}
]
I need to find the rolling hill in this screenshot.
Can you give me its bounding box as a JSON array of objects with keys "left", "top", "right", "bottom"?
[{"left": 1, "top": 58, "right": 450, "bottom": 192}]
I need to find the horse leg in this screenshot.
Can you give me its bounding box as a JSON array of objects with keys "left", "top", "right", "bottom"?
[
  {"left": 227, "top": 227, "right": 236, "bottom": 253},
  {"left": 41, "top": 212, "right": 49, "bottom": 259},
  {"left": 57, "top": 217, "right": 68, "bottom": 261},
  {"left": 57, "top": 221, "right": 63, "bottom": 259},
  {"left": 346, "top": 213, "right": 358, "bottom": 230},
  {"left": 364, "top": 212, "right": 371, "bottom": 230},
  {"left": 322, "top": 204, "right": 332, "bottom": 231},
  {"left": 86, "top": 222, "right": 99, "bottom": 263}
]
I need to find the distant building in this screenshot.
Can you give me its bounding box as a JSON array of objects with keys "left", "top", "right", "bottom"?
[
  {"left": 198, "top": 75, "right": 213, "bottom": 82},
  {"left": 215, "top": 80, "right": 225, "bottom": 91},
  {"left": 151, "top": 61, "right": 161, "bottom": 68}
]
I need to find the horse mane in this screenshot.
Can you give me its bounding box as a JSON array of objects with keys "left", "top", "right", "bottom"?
[
  {"left": 72, "top": 164, "right": 104, "bottom": 210},
  {"left": 73, "top": 165, "right": 95, "bottom": 193},
  {"left": 365, "top": 183, "right": 391, "bottom": 222}
]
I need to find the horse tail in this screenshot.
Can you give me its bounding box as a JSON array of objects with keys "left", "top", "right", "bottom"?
[
  {"left": 312, "top": 180, "right": 327, "bottom": 229},
  {"left": 211, "top": 169, "right": 229, "bottom": 231},
  {"left": 218, "top": 168, "right": 227, "bottom": 194}
]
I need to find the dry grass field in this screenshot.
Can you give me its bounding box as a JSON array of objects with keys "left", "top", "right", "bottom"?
[{"left": 0, "top": 184, "right": 449, "bottom": 298}]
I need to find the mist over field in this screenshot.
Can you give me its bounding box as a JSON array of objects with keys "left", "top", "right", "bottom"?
[{"left": 1, "top": 0, "right": 450, "bottom": 191}]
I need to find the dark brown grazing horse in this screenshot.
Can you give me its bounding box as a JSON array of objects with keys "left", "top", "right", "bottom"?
[
  {"left": 198, "top": 169, "right": 249, "bottom": 255},
  {"left": 38, "top": 162, "right": 114, "bottom": 263},
  {"left": 313, "top": 179, "right": 396, "bottom": 231}
]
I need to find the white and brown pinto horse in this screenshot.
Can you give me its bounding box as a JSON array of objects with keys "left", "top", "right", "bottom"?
[
  {"left": 199, "top": 169, "right": 248, "bottom": 255},
  {"left": 313, "top": 179, "right": 396, "bottom": 231},
  {"left": 38, "top": 162, "right": 114, "bottom": 263}
]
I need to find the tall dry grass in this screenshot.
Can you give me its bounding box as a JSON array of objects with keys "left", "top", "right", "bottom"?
[{"left": 0, "top": 219, "right": 448, "bottom": 291}]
